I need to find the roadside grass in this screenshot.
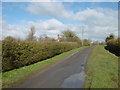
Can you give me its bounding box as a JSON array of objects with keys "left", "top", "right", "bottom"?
[
  {"left": 2, "top": 46, "right": 86, "bottom": 88},
  {"left": 84, "top": 45, "right": 118, "bottom": 88}
]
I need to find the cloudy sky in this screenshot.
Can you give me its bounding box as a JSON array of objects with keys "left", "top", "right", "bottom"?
[{"left": 1, "top": 0, "right": 118, "bottom": 42}]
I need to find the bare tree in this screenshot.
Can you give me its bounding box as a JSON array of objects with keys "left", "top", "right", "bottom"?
[{"left": 26, "top": 26, "right": 36, "bottom": 41}]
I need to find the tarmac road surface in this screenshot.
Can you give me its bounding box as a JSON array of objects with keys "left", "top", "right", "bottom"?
[{"left": 18, "top": 46, "right": 94, "bottom": 88}]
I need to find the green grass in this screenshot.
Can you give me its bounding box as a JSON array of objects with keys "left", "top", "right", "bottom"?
[
  {"left": 2, "top": 47, "right": 86, "bottom": 88},
  {"left": 84, "top": 45, "right": 118, "bottom": 88}
]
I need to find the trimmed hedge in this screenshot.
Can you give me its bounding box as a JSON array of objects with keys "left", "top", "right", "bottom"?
[
  {"left": 2, "top": 41, "right": 79, "bottom": 72},
  {"left": 105, "top": 38, "right": 120, "bottom": 56}
]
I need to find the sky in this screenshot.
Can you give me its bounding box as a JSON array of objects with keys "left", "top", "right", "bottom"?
[{"left": 1, "top": 0, "right": 119, "bottom": 42}]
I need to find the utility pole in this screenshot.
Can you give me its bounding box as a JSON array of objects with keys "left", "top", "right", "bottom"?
[{"left": 81, "top": 26, "right": 84, "bottom": 47}]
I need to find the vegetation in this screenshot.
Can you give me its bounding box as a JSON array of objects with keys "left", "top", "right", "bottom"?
[
  {"left": 38, "top": 34, "right": 55, "bottom": 42},
  {"left": 2, "top": 47, "right": 84, "bottom": 88},
  {"left": 2, "top": 27, "right": 93, "bottom": 72},
  {"left": 84, "top": 45, "right": 118, "bottom": 88},
  {"left": 26, "top": 26, "right": 36, "bottom": 41},
  {"left": 2, "top": 25, "right": 94, "bottom": 72},
  {"left": 105, "top": 34, "right": 120, "bottom": 56},
  {"left": 105, "top": 34, "right": 115, "bottom": 42},
  {"left": 2, "top": 39, "right": 79, "bottom": 72},
  {"left": 105, "top": 38, "right": 120, "bottom": 56},
  {"left": 83, "top": 39, "right": 91, "bottom": 46},
  {"left": 2, "top": 25, "right": 119, "bottom": 88},
  {"left": 61, "top": 30, "right": 82, "bottom": 46}
]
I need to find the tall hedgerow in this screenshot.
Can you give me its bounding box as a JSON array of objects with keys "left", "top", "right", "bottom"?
[
  {"left": 2, "top": 40, "right": 79, "bottom": 72},
  {"left": 105, "top": 38, "right": 120, "bottom": 56}
]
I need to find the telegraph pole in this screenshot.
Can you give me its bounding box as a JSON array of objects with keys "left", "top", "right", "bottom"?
[{"left": 81, "top": 26, "right": 84, "bottom": 47}]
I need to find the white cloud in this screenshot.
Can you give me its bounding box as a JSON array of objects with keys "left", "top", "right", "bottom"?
[
  {"left": 2, "top": 2, "right": 118, "bottom": 42},
  {"left": 2, "top": 15, "right": 118, "bottom": 42},
  {"left": 2, "top": 0, "right": 119, "bottom": 2},
  {"left": 73, "top": 8, "right": 118, "bottom": 41},
  {"left": 2, "top": 19, "right": 66, "bottom": 40},
  {"left": 26, "top": 2, "right": 118, "bottom": 26},
  {"left": 60, "top": 0, "right": 119, "bottom": 2},
  {"left": 75, "top": 8, "right": 118, "bottom": 26},
  {"left": 75, "top": 8, "right": 105, "bottom": 21},
  {"left": 38, "top": 19, "right": 66, "bottom": 30},
  {"left": 26, "top": 2, "right": 74, "bottom": 20},
  {"left": 84, "top": 26, "right": 118, "bottom": 41},
  {"left": 0, "top": 15, "right": 2, "bottom": 40},
  {"left": 2, "top": 20, "right": 29, "bottom": 40}
]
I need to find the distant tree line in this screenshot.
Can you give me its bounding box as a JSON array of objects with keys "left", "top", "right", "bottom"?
[{"left": 4, "top": 26, "right": 92, "bottom": 47}]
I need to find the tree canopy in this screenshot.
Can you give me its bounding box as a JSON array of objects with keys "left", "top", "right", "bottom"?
[{"left": 105, "top": 34, "right": 115, "bottom": 42}]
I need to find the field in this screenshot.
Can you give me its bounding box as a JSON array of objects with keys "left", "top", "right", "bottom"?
[{"left": 84, "top": 45, "right": 118, "bottom": 88}]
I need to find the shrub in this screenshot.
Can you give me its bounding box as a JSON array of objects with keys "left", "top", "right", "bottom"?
[
  {"left": 2, "top": 41, "right": 79, "bottom": 72},
  {"left": 105, "top": 38, "right": 120, "bottom": 56}
]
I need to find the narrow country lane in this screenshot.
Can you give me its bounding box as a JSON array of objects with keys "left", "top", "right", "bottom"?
[{"left": 18, "top": 46, "right": 94, "bottom": 88}]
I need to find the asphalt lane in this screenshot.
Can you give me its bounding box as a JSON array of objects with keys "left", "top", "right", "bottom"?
[{"left": 18, "top": 46, "right": 94, "bottom": 88}]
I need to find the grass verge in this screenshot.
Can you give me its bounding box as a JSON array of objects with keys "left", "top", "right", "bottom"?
[
  {"left": 2, "top": 47, "right": 86, "bottom": 88},
  {"left": 84, "top": 45, "right": 118, "bottom": 88}
]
